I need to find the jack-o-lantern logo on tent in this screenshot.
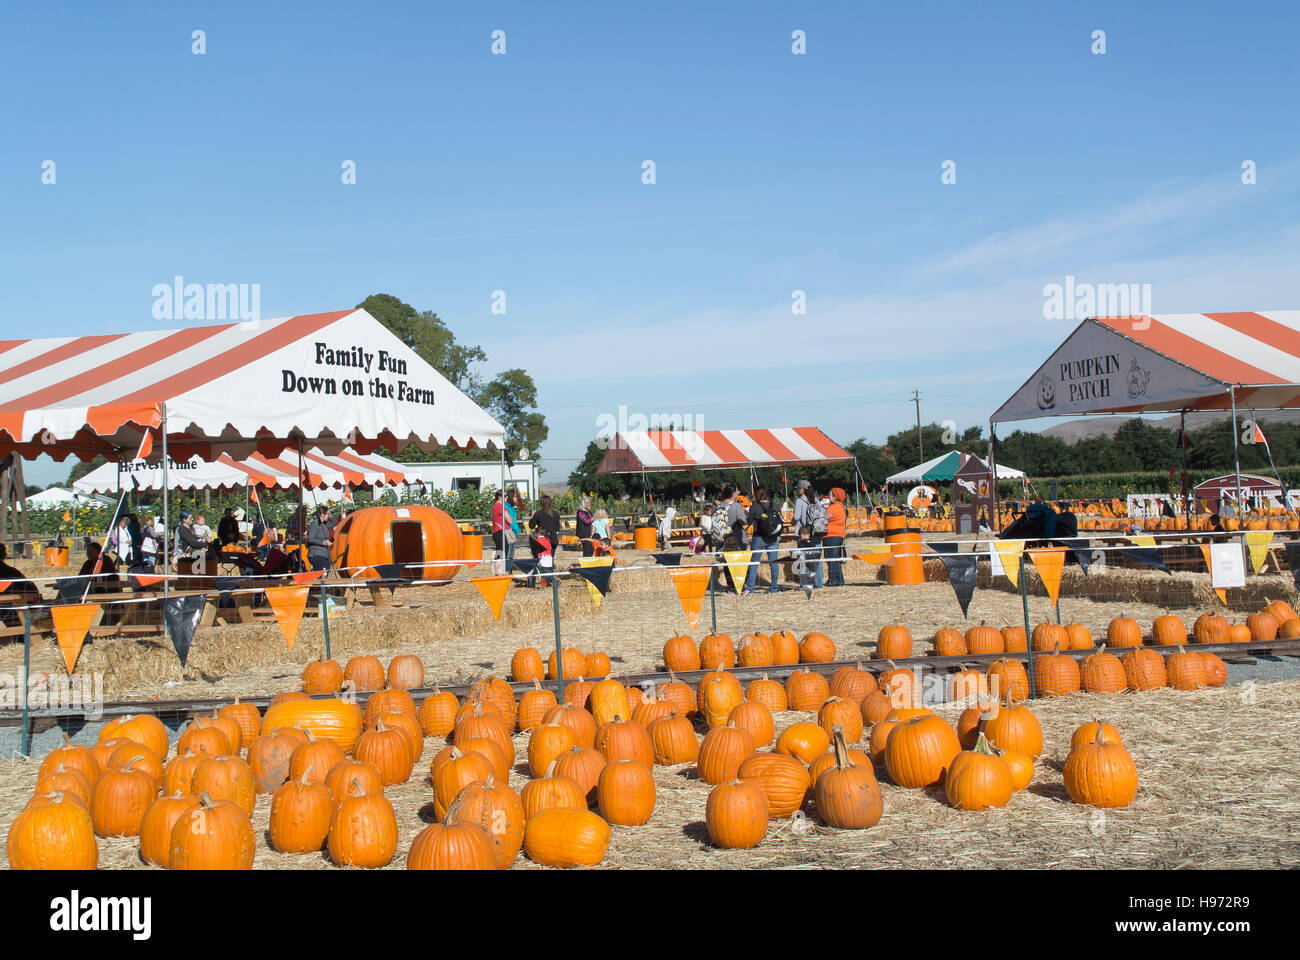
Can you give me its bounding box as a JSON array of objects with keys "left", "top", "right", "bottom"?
[
  {"left": 1127, "top": 356, "right": 1151, "bottom": 399},
  {"left": 1037, "top": 375, "right": 1056, "bottom": 410}
]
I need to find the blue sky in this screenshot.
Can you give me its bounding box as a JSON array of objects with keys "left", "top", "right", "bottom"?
[{"left": 3, "top": 0, "right": 1299, "bottom": 487}]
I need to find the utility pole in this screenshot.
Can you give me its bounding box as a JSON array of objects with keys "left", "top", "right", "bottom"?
[{"left": 912, "top": 389, "right": 923, "bottom": 461}]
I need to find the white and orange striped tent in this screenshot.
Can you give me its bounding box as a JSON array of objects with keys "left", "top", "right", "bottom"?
[
  {"left": 994, "top": 312, "right": 1300, "bottom": 422},
  {"left": 72, "top": 447, "right": 418, "bottom": 494},
  {"left": 596, "top": 427, "right": 852, "bottom": 473},
  {"left": 0, "top": 308, "right": 504, "bottom": 463}
]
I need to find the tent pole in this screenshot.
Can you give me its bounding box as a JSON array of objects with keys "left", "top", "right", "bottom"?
[
  {"left": 162, "top": 405, "right": 169, "bottom": 602},
  {"left": 1229, "top": 387, "right": 1243, "bottom": 518},
  {"left": 1180, "top": 409, "right": 1189, "bottom": 530},
  {"left": 298, "top": 437, "right": 306, "bottom": 569},
  {"left": 988, "top": 419, "right": 1001, "bottom": 531}
]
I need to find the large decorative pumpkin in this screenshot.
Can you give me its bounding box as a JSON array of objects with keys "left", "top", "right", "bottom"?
[
  {"left": 799, "top": 632, "right": 836, "bottom": 663},
  {"left": 982, "top": 696, "right": 1043, "bottom": 759},
  {"left": 986, "top": 659, "right": 1029, "bottom": 703},
  {"left": 1166, "top": 644, "right": 1208, "bottom": 691},
  {"left": 1152, "top": 614, "right": 1188, "bottom": 646},
  {"left": 38, "top": 735, "right": 99, "bottom": 788},
  {"left": 699, "top": 633, "right": 736, "bottom": 670},
  {"left": 697, "top": 723, "right": 755, "bottom": 784},
  {"left": 829, "top": 663, "right": 876, "bottom": 705},
  {"left": 738, "top": 633, "right": 775, "bottom": 668},
  {"left": 776, "top": 722, "right": 831, "bottom": 764},
  {"left": 303, "top": 659, "right": 344, "bottom": 695},
  {"left": 99, "top": 714, "right": 168, "bottom": 763},
  {"left": 448, "top": 775, "right": 526, "bottom": 868},
  {"left": 932, "top": 628, "right": 967, "bottom": 657},
  {"left": 875, "top": 625, "right": 913, "bottom": 659},
  {"left": 597, "top": 759, "right": 655, "bottom": 826},
  {"left": 648, "top": 712, "right": 700, "bottom": 765},
  {"left": 769, "top": 630, "right": 800, "bottom": 665},
  {"left": 1192, "top": 612, "right": 1229, "bottom": 644},
  {"left": 1105, "top": 616, "right": 1143, "bottom": 648},
  {"left": 139, "top": 792, "right": 192, "bottom": 867},
  {"left": 786, "top": 669, "right": 830, "bottom": 712},
  {"left": 407, "top": 815, "right": 496, "bottom": 870},
  {"left": 965, "top": 622, "right": 1004, "bottom": 655},
  {"left": 89, "top": 756, "right": 155, "bottom": 838},
  {"left": 191, "top": 755, "right": 256, "bottom": 817},
  {"left": 737, "top": 753, "right": 811, "bottom": 818},
  {"left": 1246, "top": 612, "right": 1279, "bottom": 642},
  {"left": 698, "top": 669, "right": 745, "bottom": 728},
  {"left": 328, "top": 784, "right": 398, "bottom": 868},
  {"left": 663, "top": 635, "right": 701, "bottom": 673},
  {"left": 269, "top": 770, "right": 333, "bottom": 853},
  {"left": 745, "top": 674, "right": 788, "bottom": 714},
  {"left": 248, "top": 728, "right": 310, "bottom": 794},
  {"left": 329, "top": 504, "right": 464, "bottom": 581}
]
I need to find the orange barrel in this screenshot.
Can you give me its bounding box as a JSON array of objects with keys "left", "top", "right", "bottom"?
[
  {"left": 460, "top": 532, "right": 483, "bottom": 570},
  {"left": 633, "top": 526, "right": 657, "bottom": 551},
  {"left": 884, "top": 512, "right": 924, "bottom": 586}
]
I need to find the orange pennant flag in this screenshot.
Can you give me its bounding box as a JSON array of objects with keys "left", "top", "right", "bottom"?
[
  {"left": 292, "top": 570, "right": 326, "bottom": 585},
  {"left": 61, "top": 510, "right": 71, "bottom": 522},
  {"left": 669, "top": 566, "right": 711, "bottom": 632},
  {"left": 1197, "top": 545, "right": 1228, "bottom": 605},
  {"left": 51, "top": 603, "right": 101, "bottom": 674},
  {"left": 471, "top": 575, "right": 513, "bottom": 621},
  {"left": 0, "top": 580, "right": 12, "bottom": 593},
  {"left": 1028, "top": 547, "right": 1067, "bottom": 606},
  {"left": 258, "top": 530, "right": 270, "bottom": 548},
  {"left": 133, "top": 574, "right": 167, "bottom": 588},
  {"left": 265, "top": 584, "right": 311, "bottom": 650},
  {"left": 249, "top": 487, "right": 260, "bottom": 505}
]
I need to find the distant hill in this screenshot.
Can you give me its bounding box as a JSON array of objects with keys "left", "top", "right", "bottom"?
[{"left": 1042, "top": 410, "right": 1300, "bottom": 443}]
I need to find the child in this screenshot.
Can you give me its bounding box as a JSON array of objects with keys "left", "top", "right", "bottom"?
[
  {"left": 791, "top": 525, "right": 817, "bottom": 599},
  {"left": 592, "top": 508, "right": 611, "bottom": 545},
  {"left": 699, "top": 503, "right": 715, "bottom": 551}
]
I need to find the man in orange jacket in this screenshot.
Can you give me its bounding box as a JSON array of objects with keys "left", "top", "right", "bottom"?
[{"left": 824, "top": 488, "right": 848, "bottom": 587}]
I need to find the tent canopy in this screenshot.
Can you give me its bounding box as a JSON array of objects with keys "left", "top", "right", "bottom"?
[
  {"left": 72, "top": 447, "right": 419, "bottom": 495},
  {"left": 886, "top": 451, "right": 1023, "bottom": 486},
  {"left": 596, "top": 427, "right": 851, "bottom": 474},
  {"left": 0, "top": 308, "right": 506, "bottom": 463},
  {"left": 993, "top": 312, "right": 1300, "bottom": 423}
]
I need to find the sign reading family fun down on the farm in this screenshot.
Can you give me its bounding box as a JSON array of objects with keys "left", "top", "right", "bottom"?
[
  {"left": 992, "top": 319, "right": 1225, "bottom": 423},
  {"left": 281, "top": 342, "right": 437, "bottom": 406}
]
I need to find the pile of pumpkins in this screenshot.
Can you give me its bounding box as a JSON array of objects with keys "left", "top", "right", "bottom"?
[{"left": 919, "top": 601, "right": 1300, "bottom": 699}]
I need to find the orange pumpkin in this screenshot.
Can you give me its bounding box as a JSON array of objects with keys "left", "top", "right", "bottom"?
[{"left": 329, "top": 504, "right": 464, "bottom": 582}]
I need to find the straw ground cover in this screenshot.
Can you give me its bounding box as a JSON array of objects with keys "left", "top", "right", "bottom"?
[{"left": 1, "top": 678, "right": 1296, "bottom": 869}]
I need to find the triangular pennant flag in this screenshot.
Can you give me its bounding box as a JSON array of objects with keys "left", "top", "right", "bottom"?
[
  {"left": 992, "top": 540, "right": 1024, "bottom": 587},
  {"left": 650, "top": 552, "right": 683, "bottom": 566},
  {"left": 1059, "top": 537, "right": 1093, "bottom": 575},
  {"left": 258, "top": 530, "right": 270, "bottom": 548},
  {"left": 51, "top": 603, "right": 100, "bottom": 674},
  {"left": 373, "top": 563, "right": 408, "bottom": 581},
  {"left": 1245, "top": 530, "right": 1274, "bottom": 574},
  {"left": 852, "top": 547, "right": 892, "bottom": 565},
  {"left": 1130, "top": 535, "right": 1157, "bottom": 547},
  {"left": 161, "top": 594, "right": 206, "bottom": 666},
  {"left": 722, "top": 550, "right": 750, "bottom": 593},
  {"left": 986, "top": 540, "right": 1004, "bottom": 578},
  {"left": 935, "top": 552, "right": 978, "bottom": 617},
  {"left": 265, "top": 584, "right": 311, "bottom": 650},
  {"left": 1127, "top": 545, "right": 1171, "bottom": 575},
  {"left": 669, "top": 566, "right": 711, "bottom": 632},
  {"left": 928, "top": 541, "right": 958, "bottom": 555},
  {"left": 471, "top": 575, "right": 512, "bottom": 621},
  {"left": 575, "top": 558, "right": 614, "bottom": 608},
  {"left": 1028, "top": 546, "right": 1067, "bottom": 606},
  {"left": 0, "top": 580, "right": 12, "bottom": 593},
  {"left": 512, "top": 558, "right": 540, "bottom": 577},
  {"left": 61, "top": 510, "right": 71, "bottom": 522},
  {"left": 249, "top": 487, "right": 260, "bottom": 504},
  {"left": 292, "top": 570, "right": 326, "bottom": 585},
  {"left": 133, "top": 574, "right": 167, "bottom": 588}
]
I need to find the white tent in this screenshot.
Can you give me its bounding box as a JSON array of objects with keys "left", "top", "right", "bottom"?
[
  {"left": 0, "top": 307, "right": 505, "bottom": 463},
  {"left": 72, "top": 447, "right": 422, "bottom": 495},
  {"left": 886, "top": 451, "right": 1024, "bottom": 486},
  {"left": 24, "top": 487, "right": 111, "bottom": 508}
]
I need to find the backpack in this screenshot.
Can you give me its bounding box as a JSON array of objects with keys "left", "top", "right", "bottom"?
[
  {"left": 806, "top": 499, "right": 829, "bottom": 536},
  {"left": 755, "top": 501, "right": 783, "bottom": 538}
]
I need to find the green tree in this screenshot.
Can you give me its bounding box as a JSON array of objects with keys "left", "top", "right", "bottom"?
[
  {"left": 359, "top": 293, "right": 549, "bottom": 465},
  {"left": 357, "top": 293, "right": 487, "bottom": 395},
  {"left": 886, "top": 423, "right": 985, "bottom": 470},
  {"left": 66, "top": 455, "right": 107, "bottom": 487}
]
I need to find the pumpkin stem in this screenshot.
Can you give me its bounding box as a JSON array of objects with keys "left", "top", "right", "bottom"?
[
  {"left": 1094, "top": 723, "right": 1106, "bottom": 747},
  {"left": 972, "top": 732, "right": 997, "bottom": 756},
  {"left": 301, "top": 764, "right": 314, "bottom": 784},
  {"left": 1097, "top": 643, "right": 1107, "bottom": 656},
  {"left": 54, "top": 762, "right": 67, "bottom": 774},
  {"left": 831, "top": 725, "right": 853, "bottom": 770},
  {"left": 199, "top": 790, "right": 216, "bottom": 809},
  {"left": 543, "top": 759, "right": 559, "bottom": 778}
]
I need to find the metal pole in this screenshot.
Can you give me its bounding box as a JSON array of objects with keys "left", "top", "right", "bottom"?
[
  {"left": 162, "top": 406, "right": 169, "bottom": 602},
  {"left": 1180, "top": 409, "right": 1189, "bottom": 530},
  {"left": 912, "top": 389, "right": 923, "bottom": 461},
  {"left": 709, "top": 562, "right": 718, "bottom": 633},
  {"left": 550, "top": 575, "right": 564, "bottom": 701},
  {"left": 20, "top": 611, "right": 31, "bottom": 756},
  {"left": 1230, "top": 387, "right": 1243, "bottom": 517},
  {"left": 988, "top": 420, "right": 1002, "bottom": 531},
  {"left": 298, "top": 438, "right": 306, "bottom": 571},
  {"left": 1020, "top": 560, "right": 1036, "bottom": 700},
  {"left": 320, "top": 584, "right": 331, "bottom": 660}
]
